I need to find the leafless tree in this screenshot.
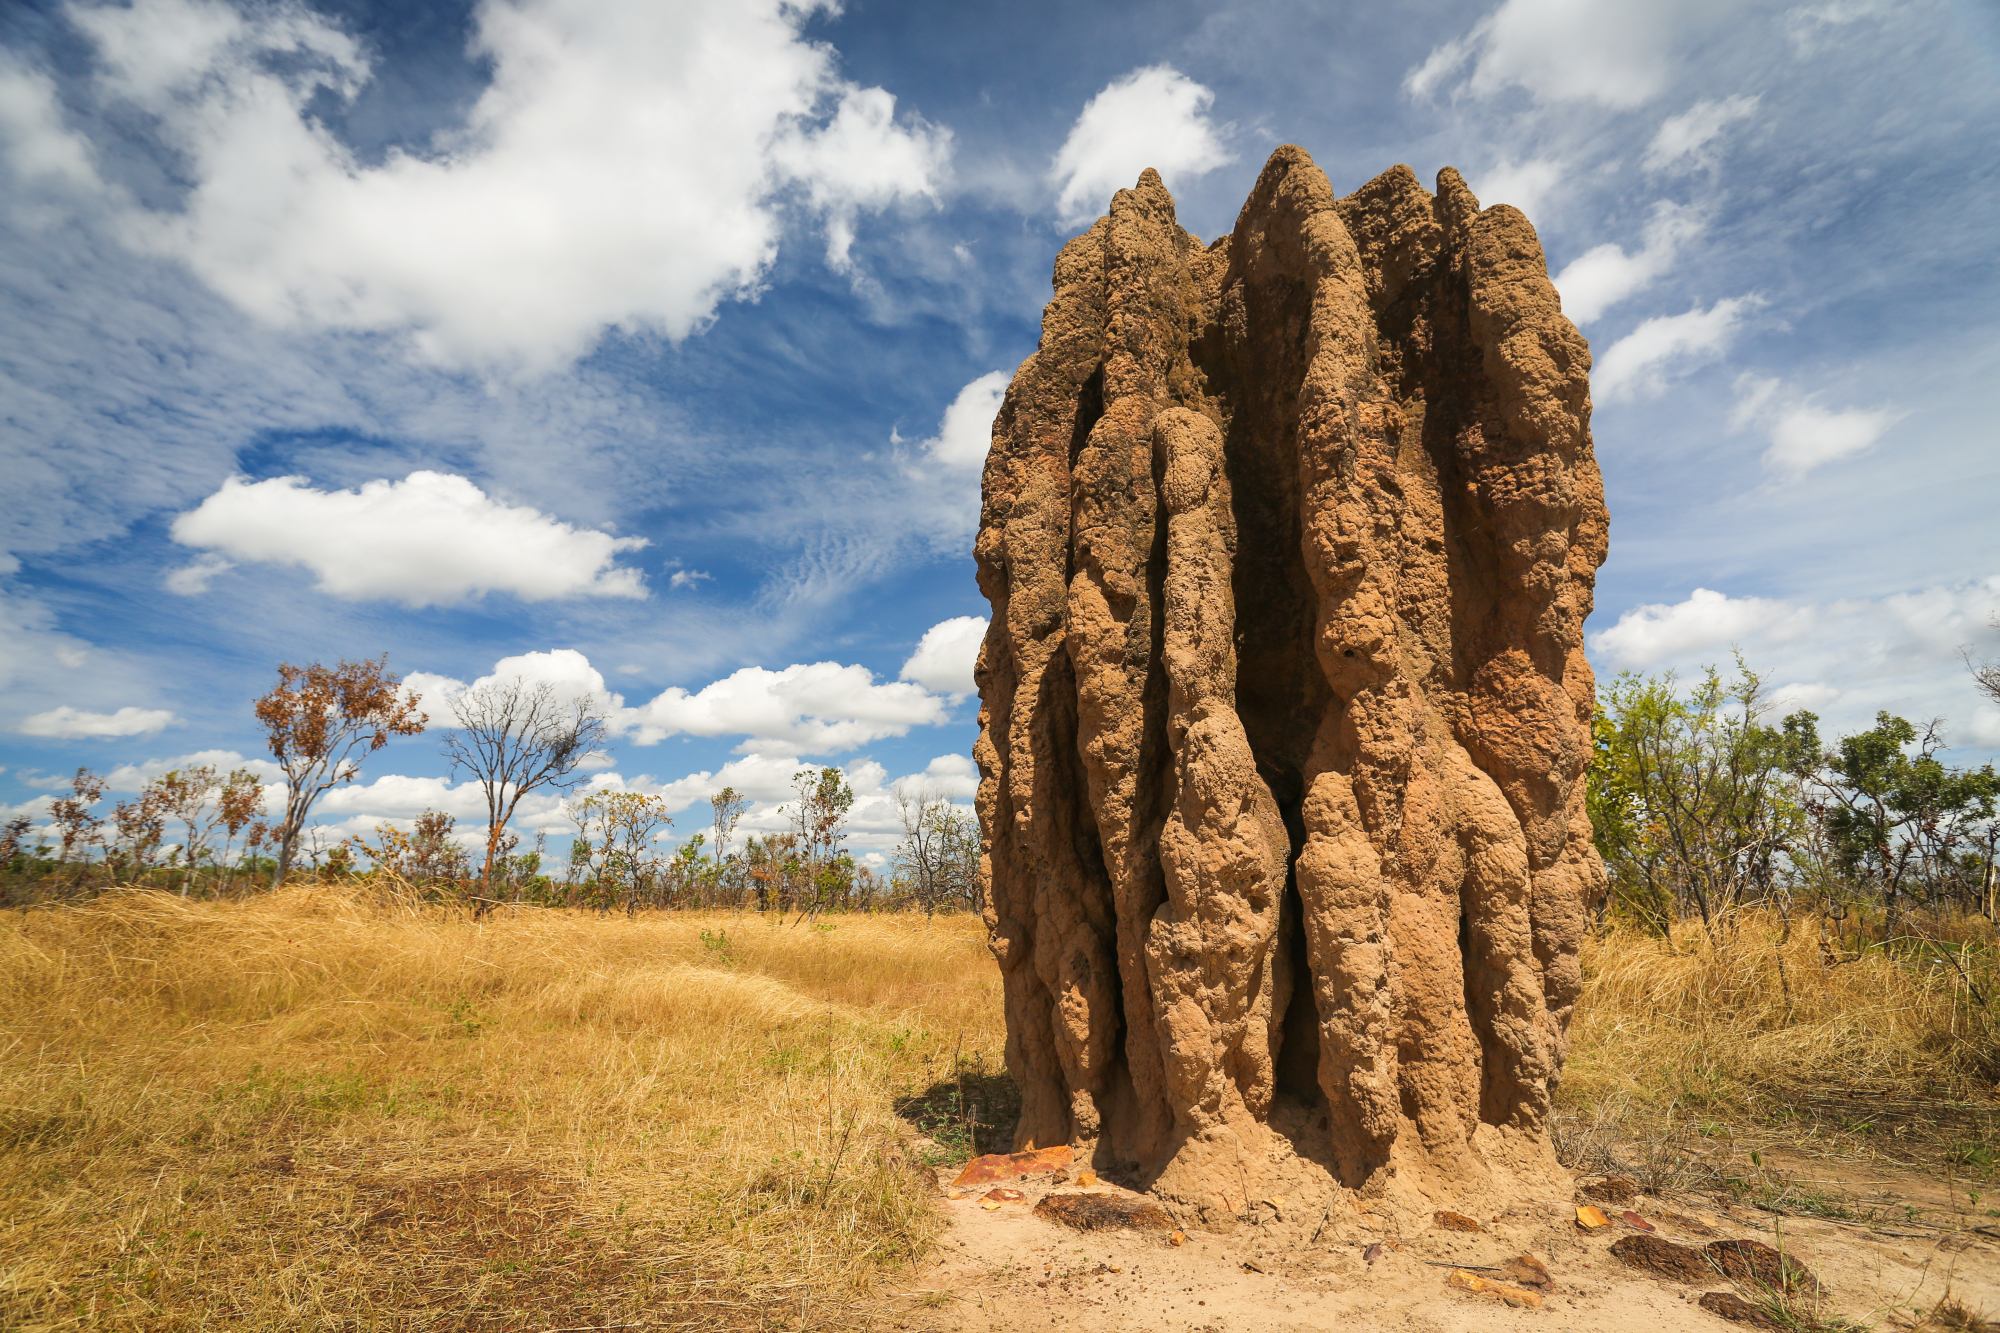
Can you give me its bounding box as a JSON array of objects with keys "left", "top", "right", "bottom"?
[
  {"left": 439, "top": 677, "right": 610, "bottom": 900},
  {"left": 894, "top": 783, "right": 982, "bottom": 915}
]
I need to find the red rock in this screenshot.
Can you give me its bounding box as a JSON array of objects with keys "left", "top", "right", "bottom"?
[{"left": 950, "top": 1145, "right": 1073, "bottom": 1187}]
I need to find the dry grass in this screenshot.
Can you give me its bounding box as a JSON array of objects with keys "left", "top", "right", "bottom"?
[
  {"left": 0, "top": 888, "right": 1006, "bottom": 1331},
  {"left": 1556, "top": 908, "right": 2000, "bottom": 1181},
  {"left": 6, "top": 891, "right": 1995, "bottom": 1329}
]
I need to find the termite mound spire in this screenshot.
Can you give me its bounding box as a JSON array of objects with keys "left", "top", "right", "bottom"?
[{"left": 971, "top": 146, "right": 1608, "bottom": 1229}]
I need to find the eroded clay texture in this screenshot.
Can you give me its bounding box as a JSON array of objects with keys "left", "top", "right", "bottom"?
[{"left": 973, "top": 146, "right": 1608, "bottom": 1225}]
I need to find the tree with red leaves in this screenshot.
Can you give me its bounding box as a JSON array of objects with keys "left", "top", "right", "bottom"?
[{"left": 254, "top": 656, "right": 426, "bottom": 885}]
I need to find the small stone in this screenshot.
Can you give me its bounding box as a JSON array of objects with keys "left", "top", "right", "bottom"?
[
  {"left": 1447, "top": 1269, "right": 1544, "bottom": 1309},
  {"left": 1583, "top": 1176, "right": 1641, "bottom": 1205},
  {"left": 1621, "top": 1211, "right": 1656, "bottom": 1231},
  {"left": 1501, "top": 1254, "right": 1553, "bottom": 1289},
  {"left": 1575, "top": 1205, "right": 1611, "bottom": 1229},
  {"left": 1698, "top": 1291, "right": 1783, "bottom": 1329},
  {"left": 1433, "top": 1210, "right": 1484, "bottom": 1233},
  {"left": 1609, "top": 1234, "right": 1714, "bottom": 1284}
]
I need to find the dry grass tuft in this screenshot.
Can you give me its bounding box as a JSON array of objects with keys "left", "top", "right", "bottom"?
[{"left": 0, "top": 888, "right": 1006, "bottom": 1331}]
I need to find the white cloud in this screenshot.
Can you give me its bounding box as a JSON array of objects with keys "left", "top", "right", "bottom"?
[
  {"left": 1644, "top": 95, "right": 1761, "bottom": 173},
  {"left": 905, "top": 752, "right": 979, "bottom": 800},
  {"left": 1405, "top": 0, "right": 1720, "bottom": 109},
  {"left": 1590, "top": 577, "right": 2000, "bottom": 753},
  {"left": 68, "top": 0, "right": 950, "bottom": 374},
  {"left": 169, "top": 471, "right": 649, "bottom": 606},
  {"left": 102, "top": 748, "right": 282, "bottom": 790},
  {"left": 1591, "top": 587, "right": 1810, "bottom": 669},
  {"left": 408, "top": 648, "right": 614, "bottom": 728},
  {"left": 0, "top": 52, "right": 99, "bottom": 189},
  {"left": 163, "top": 552, "right": 233, "bottom": 595},
  {"left": 770, "top": 84, "right": 951, "bottom": 269},
  {"left": 1593, "top": 296, "right": 1760, "bottom": 403},
  {"left": 1732, "top": 376, "right": 1906, "bottom": 476},
  {"left": 1553, "top": 201, "right": 1705, "bottom": 324},
  {"left": 0, "top": 590, "right": 90, "bottom": 690},
  {"left": 17, "top": 704, "right": 178, "bottom": 738},
  {"left": 669, "top": 569, "right": 712, "bottom": 590},
  {"left": 1469, "top": 158, "right": 1565, "bottom": 217},
  {"left": 1050, "top": 66, "right": 1231, "bottom": 225},
  {"left": 899, "top": 616, "right": 987, "bottom": 700},
  {"left": 625, "top": 662, "right": 946, "bottom": 754},
  {"left": 1786, "top": 0, "right": 1898, "bottom": 54},
  {"left": 922, "top": 371, "right": 1009, "bottom": 469}
]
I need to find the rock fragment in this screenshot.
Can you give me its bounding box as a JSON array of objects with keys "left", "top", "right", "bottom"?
[
  {"left": 1032, "top": 1192, "right": 1174, "bottom": 1232},
  {"left": 1608, "top": 1234, "right": 1715, "bottom": 1284},
  {"left": 1704, "top": 1239, "right": 1820, "bottom": 1295}
]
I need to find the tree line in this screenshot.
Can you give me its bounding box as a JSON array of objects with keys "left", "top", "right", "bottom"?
[
  {"left": 1589, "top": 654, "right": 1999, "bottom": 947},
  {"left": 1, "top": 655, "right": 982, "bottom": 915}
]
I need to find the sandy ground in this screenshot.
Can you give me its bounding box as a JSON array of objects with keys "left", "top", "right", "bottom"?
[{"left": 891, "top": 1156, "right": 2000, "bottom": 1332}]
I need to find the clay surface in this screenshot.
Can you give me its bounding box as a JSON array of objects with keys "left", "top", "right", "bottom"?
[{"left": 973, "top": 145, "right": 1608, "bottom": 1223}]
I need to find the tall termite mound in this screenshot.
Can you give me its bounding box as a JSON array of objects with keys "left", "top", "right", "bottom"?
[{"left": 972, "top": 145, "right": 1609, "bottom": 1227}]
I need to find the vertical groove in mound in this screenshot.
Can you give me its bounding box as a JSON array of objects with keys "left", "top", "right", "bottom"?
[{"left": 974, "top": 147, "right": 1607, "bottom": 1223}]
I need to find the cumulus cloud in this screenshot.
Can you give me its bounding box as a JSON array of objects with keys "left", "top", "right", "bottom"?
[
  {"left": 1732, "top": 375, "right": 1906, "bottom": 476},
  {"left": 66, "top": 0, "right": 950, "bottom": 373},
  {"left": 899, "top": 616, "right": 987, "bottom": 700},
  {"left": 1553, "top": 201, "right": 1705, "bottom": 325},
  {"left": 101, "top": 748, "right": 282, "bottom": 790},
  {"left": 169, "top": 471, "right": 649, "bottom": 606},
  {"left": 1593, "top": 296, "right": 1760, "bottom": 403},
  {"left": 17, "top": 704, "right": 178, "bottom": 738},
  {"left": 1644, "top": 95, "right": 1761, "bottom": 173},
  {"left": 1051, "top": 66, "right": 1231, "bottom": 225},
  {"left": 922, "top": 371, "right": 1009, "bottom": 469},
  {"left": 1469, "top": 158, "right": 1565, "bottom": 217},
  {"left": 406, "top": 648, "right": 614, "bottom": 728},
  {"left": 1591, "top": 587, "right": 1810, "bottom": 668},
  {"left": 1589, "top": 576, "right": 2000, "bottom": 751},
  {"left": 625, "top": 662, "right": 947, "bottom": 754}
]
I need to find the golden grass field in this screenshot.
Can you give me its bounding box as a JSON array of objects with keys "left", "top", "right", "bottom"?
[{"left": 0, "top": 889, "right": 1992, "bottom": 1330}]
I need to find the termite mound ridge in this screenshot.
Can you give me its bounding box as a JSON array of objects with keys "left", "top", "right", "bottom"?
[{"left": 972, "top": 144, "right": 1608, "bottom": 1231}]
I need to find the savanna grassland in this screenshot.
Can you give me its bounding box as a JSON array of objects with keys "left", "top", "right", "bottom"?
[
  {"left": 0, "top": 891, "right": 1006, "bottom": 1331},
  {"left": 1, "top": 889, "right": 1996, "bottom": 1331}
]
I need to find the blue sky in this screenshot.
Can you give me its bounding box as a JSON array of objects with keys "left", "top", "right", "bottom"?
[{"left": 3, "top": 0, "right": 1997, "bottom": 862}]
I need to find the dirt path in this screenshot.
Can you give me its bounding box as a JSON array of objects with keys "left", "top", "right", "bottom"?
[{"left": 892, "top": 1162, "right": 2000, "bottom": 1332}]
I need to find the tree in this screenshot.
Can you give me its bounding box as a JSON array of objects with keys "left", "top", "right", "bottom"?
[
  {"left": 1807, "top": 711, "right": 1999, "bottom": 937},
  {"left": 215, "top": 769, "right": 267, "bottom": 897},
  {"left": 894, "top": 784, "right": 982, "bottom": 914},
  {"left": 1589, "top": 663, "right": 1815, "bottom": 936},
  {"left": 254, "top": 656, "right": 426, "bottom": 885},
  {"left": 437, "top": 676, "right": 609, "bottom": 903},
  {"left": 151, "top": 765, "right": 219, "bottom": 896},
  {"left": 50, "top": 768, "right": 107, "bottom": 889},
  {"left": 784, "top": 767, "right": 853, "bottom": 920},
  {"left": 564, "top": 791, "right": 672, "bottom": 911}
]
